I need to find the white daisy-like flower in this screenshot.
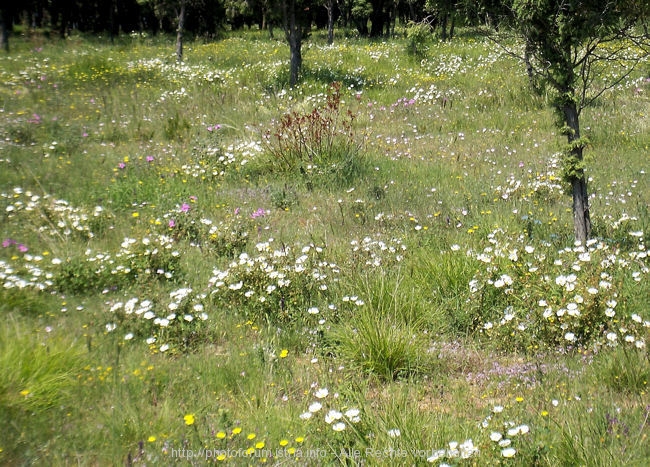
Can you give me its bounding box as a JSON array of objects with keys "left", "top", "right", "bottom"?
[
  {"left": 308, "top": 402, "right": 322, "bottom": 413},
  {"left": 325, "top": 410, "right": 343, "bottom": 424},
  {"left": 332, "top": 422, "right": 345, "bottom": 432},
  {"left": 490, "top": 432, "right": 503, "bottom": 442}
]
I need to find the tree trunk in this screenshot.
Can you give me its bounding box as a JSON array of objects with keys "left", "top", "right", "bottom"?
[
  {"left": 440, "top": 13, "right": 447, "bottom": 41},
  {"left": 326, "top": 0, "right": 334, "bottom": 45},
  {"left": 109, "top": 0, "right": 116, "bottom": 44},
  {"left": 448, "top": 13, "right": 455, "bottom": 40},
  {"left": 0, "top": 7, "right": 9, "bottom": 52},
  {"left": 563, "top": 101, "right": 592, "bottom": 244},
  {"left": 369, "top": 0, "right": 386, "bottom": 37},
  {"left": 283, "top": 0, "right": 302, "bottom": 87},
  {"left": 176, "top": 0, "right": 186, "bottom": 62}
]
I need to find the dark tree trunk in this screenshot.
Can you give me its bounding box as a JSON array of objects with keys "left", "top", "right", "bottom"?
[
  {"left": 60, "top": 4, "right": 69, "bottom": 38},
  {"left": 109, "top": 0, "right": 116, "bottom": 44},
  {"left": 448, "top": 14, "right": 455, "bottom": 40},
  {"left": 283, "top": 0, "right": 303, "bottom": 87},
  {"left": 563, "top": 101, "right": 591, "bottom": 244},
  {"left": 369, "top": 0, "right": 386, "bottom": 37},
  {"left": 176, "top": 0, "right": 186, "bottom": 62},
  {"left": 440, "top": 13, "right": 447, "bottom": 40},
  {"left": 0, "top": 7, "right": 9, "bottom": 52}
]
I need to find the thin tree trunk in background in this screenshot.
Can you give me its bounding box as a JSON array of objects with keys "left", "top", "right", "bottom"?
[
  {"left": 0, "top": 7, "right": 9, "bottom": 52},
  {"left": 326, "top": 0, "right": 334, "bottom": 45},
  {"left": 109, "top": 0, "right": 115, "bottom": 44},
  {"left": 176, "top": 0, "right": 186, "bottom": 62},
  {"left": 563, "top": 101, "right": 591, "bottom": 243}
]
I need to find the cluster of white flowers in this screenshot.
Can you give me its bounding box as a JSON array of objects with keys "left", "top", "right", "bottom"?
[
  {"left": 465, "top": 227, "right": 649, "bottom": 350},
  {"left": 105, "top": 288, "right": 208, "bottom": 354},
  {"left": 207, "top": 240, "right": 340, "bottom": 323},
  {"left": 2, "top": 187, "right": 109, "bottom": 239},
  {"left": 299, "top": 386, "right": 361, "bottom": 433},
  {"left": 350, "top": 236, "right": 406, "bottom": 268},
  {"left": 1, "top": 257, "right": 54, "bottom": 291},
  {"left": 426, "top": 439, "right": 479, "bottom": 463}
]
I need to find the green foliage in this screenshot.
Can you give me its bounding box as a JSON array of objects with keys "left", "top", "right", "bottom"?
[
  {"left": 414, "top": 248, "right": 476, "bottom": 335},
  {"left": 54, "top": 234, "right": 182, "bottom": 294},
  {"left": 327, "top": 273, "right": 431, "bottom": 381},
  {"left": 105, "top": 287, "right": 210, "bottom": 354},
  {"left": 270, "top": 185, "right": 299, "bottom": 210},
  {"left": 406, "top": 21, "right": 432, "bottom": 57}
]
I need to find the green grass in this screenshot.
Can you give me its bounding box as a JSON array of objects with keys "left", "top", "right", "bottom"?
[{"left": 1, "top": 27, "right": 649, "bottom": 465}]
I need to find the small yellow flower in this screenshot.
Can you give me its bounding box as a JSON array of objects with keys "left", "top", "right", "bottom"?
[
  {"left": 245, "top": 447, "right": 255, "bottom": 455},
  {"left": 147, "top": 436, "right": 156, "bottom": 442},
  {"left": 247, "top": 433, "right": 256, "bottom": 440},
  {"left": 232, "top": 427, "right": 242, "bottom": 435},
  {"left": 279, "top": 439, "right": 289, "bottom": 447},
  {"left": 183, "top": 414, "right": 195, "bottom": 426},
  {"left": 216, "top": 431, "right": 226, "bottom": 439},
  {"left": 541, "top": 410, "right": 549, "bottom": 417},
  {"left": 216, "top": 453, "right": 226, "bottom": 461},
  {"left": 20, "top": 389, "right": 30, "bottom": 396},
  {"left": 255, "top": 441, "right": 265, "bottom": 449},
  {"left": 132, "top": 212, "right": 139, "bottom": 218},
  {"left": 516, "top": 396, "right": 524, "bottom": 402},
  {"left": 295, "top": 436, "right": 304, "bottom": 444},
  {"left": 279, "top": 349, "right": 289, "bottom": 358},
  {"left": 287, "top": 447, "right": 296, "bottom": 455}
]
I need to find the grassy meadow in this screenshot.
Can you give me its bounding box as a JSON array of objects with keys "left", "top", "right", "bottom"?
[{"left": 1, "top": 28, "right": 650, "bottom": 465}]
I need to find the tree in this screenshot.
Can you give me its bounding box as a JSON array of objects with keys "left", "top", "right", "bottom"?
[
  {"left": 176, "top": 0, "right": 186, "bottom": 61},
  {"left": 0, "top": 5, "right": 12, "bottom": 52},
  {"left": 507, "top": 0, "right": 650, "bottom": 243},
  {"left": 281, "top": 0, "right": 314, "bottom": 86},
  {"left": 323, "top": 0, "right": 335, "bottom": 44}
]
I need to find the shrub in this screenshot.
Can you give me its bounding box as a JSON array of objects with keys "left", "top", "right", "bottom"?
[
  {"left": 104, "top": 288, "right": 210, "bottom": 354},
  {"left": 406, "top": 21, "right": 432, "bottom": 57},
  {"left": 461, "top": 228, "right": 650, "bottom": 352},
  {"left": 261, "top": 82, "right": 366, "bottom": 188},
  {"left": 207, "top": 239, "right": 339, "bottom": 325},
  {"left": 54, "top": 234, "right": 182, "bottom": 293}
]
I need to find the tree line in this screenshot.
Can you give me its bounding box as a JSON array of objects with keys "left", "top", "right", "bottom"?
[{"left": 0, "top": 0, "right": 510, "bottom": 45}]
